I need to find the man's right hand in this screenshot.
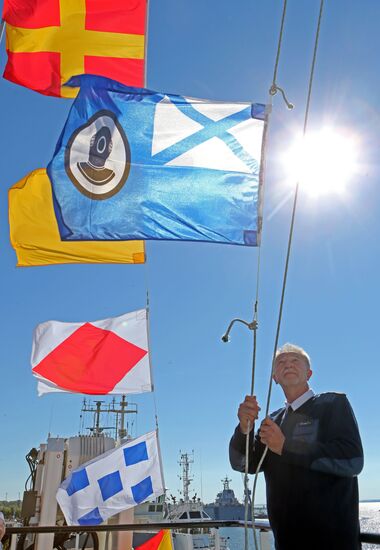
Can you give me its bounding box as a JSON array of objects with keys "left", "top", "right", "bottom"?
[{"left": 238, "top": 395, "right": 261, "bottom": 434}]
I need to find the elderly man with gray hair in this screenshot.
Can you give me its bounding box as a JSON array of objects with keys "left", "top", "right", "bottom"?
[{"left": 229, "top": 343, "right": 364, "bottom": 550}]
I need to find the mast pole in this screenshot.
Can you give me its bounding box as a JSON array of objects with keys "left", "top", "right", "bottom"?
[
  {"left": 178, "top": 452, "right": 193, "bottom": 503},
  {"left": 119, "top": 395, "right": 127, "bottom": 440}
]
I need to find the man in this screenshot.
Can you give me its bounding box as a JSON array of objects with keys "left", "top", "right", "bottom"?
[{"left": 229, "top": 343, "right": 363, "bottom": 550}]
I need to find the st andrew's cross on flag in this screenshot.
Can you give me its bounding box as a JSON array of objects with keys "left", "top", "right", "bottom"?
[{"left": 48, "top": 75, "right": 267, "bottom": 246}]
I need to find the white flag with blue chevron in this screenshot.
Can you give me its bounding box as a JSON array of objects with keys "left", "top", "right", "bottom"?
[{"left": 56, "top": 431, "right": 164, "bottom": 525}]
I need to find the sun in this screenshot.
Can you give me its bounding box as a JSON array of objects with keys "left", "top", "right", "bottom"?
[{"left": 283, "top": 127, "right": 358, "bottom": 197}]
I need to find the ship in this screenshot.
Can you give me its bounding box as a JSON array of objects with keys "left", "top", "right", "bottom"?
[
  {"left": 204, "top": 477, "right": 267, "bottom": 521},
  {"left": 17, "top": 397, "right": 229, "bottom": 550},
  {"left": 135, "top": 452, "right": 230, "bottom": 550}
]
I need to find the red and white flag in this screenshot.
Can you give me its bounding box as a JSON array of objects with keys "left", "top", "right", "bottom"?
[{"left": 31, "top": 309, "right": 151, "bottom": 395}]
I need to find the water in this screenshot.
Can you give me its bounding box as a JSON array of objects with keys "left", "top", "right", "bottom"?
[
  {"left": 220, "top": 526, "right": 274, "bottom": 550},
  {"left": 360, "top": 501, "right": 380, "bottom": 550},
  {"left": 220, "top": 501, "right": 380, "bottom": 549}
]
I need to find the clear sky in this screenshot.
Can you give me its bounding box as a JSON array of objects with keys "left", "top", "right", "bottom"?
[{"left": 0, "top": 0, "right": 379, "bottom": 506}]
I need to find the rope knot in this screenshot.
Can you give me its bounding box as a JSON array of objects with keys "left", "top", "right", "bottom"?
[{"left": 269, "top": 84, "right": 294, "bottom": 110}]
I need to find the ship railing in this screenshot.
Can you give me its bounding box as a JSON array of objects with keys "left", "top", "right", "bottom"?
[{"left": 3, "top": 519, "right": 380, "bottom": 548}]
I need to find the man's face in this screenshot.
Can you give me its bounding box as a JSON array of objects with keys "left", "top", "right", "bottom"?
[{"left": 273, "top": 352, "right": 312, "bottom": 389}]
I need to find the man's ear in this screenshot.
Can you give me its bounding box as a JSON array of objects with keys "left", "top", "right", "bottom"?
[
  {"left": 307, "top": 368, "right": 313, "bottom": 380},
  {"left": 272, "top": 373, "right": 278, "bottom": 384}
]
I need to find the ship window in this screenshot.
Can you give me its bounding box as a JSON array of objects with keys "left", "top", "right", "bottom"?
[
  {"left": 148, "top": 505, "right": 155, "bottom": 512},
  {"left": 189, "top": 511, "right": 201, "bottom": 518},
  {"left": 201, "top": 512, "right": 209, "bottom": 518},
  {"left": 179, "top": 512, "right": 188, "bottom": 519},
  {"left": 156, "top": 505, "right": 163, "bottom": 512}
]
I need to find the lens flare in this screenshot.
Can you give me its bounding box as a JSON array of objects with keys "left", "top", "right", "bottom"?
[{"left": 284, "top": 128, "right": 358, "bottom": 197}]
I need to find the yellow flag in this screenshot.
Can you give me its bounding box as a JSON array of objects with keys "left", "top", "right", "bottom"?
[
  {"left": 159, "top": 530, "right": 174, "bottom": 550},
  {"left": 9, "top": 169, "right": 145, "bottom": 266}
]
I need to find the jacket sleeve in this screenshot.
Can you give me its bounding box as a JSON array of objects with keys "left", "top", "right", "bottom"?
[
  {"left": 229, "top": 424, "right": 267, "bottom": 474},
  {"left": 281, "top": 394, "right": 364, "bottom": 477}
]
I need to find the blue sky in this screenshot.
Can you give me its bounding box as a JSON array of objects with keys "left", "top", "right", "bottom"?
[{"left": 0, "top": 0, "right": 379, "bottom": 506}]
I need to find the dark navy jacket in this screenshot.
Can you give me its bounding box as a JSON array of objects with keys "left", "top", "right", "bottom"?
[{"left": 229, "top": 393, "right": 364, "bottom": 550}]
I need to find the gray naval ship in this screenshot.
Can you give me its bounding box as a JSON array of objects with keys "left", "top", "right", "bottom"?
[{"left": 204, "top": 477, "right": 267, "bottom": 520}]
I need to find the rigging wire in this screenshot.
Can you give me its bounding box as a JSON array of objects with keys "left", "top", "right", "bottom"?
[
  {"left": 266, "top": 0, "right": 325, "bottom": 418},
  {"left": 220, "top": 104, "right": 269, "bottom": 550},
  {"left": 268, "top": 0, "right": 294, "bottom": 111},
  {"left": 249, "top": 0, "right": 326, "bottom": 538},
  {"left": 146, "top": 289, "right": 160, "bottom": 433},
  {"left": 218, "top": 1, "right": 293, "bottom": 547},
  {"left": 242, "top": 1, "right": 294, "bottom": 548}
]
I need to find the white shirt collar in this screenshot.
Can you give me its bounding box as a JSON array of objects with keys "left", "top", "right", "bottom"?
[{"left": 286, "top": 388, "right": 315, "bottom": 411}]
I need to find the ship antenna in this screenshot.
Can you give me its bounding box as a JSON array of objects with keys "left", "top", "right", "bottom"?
[
  {"left": 81, "top": 398, "right": 136, "bottom": 438},
  {"left": 178, "top": 451, "right": 194, "bottom": 503},
  {"left": 222, "top": 476, "right": 231, "bottom": 491}
]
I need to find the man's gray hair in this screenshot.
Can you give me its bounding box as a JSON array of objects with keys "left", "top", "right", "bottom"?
[{"left": 275, "top": 343, "right": 311, "bottom": 368}]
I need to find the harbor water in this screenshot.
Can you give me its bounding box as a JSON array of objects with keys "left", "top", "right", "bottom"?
[{"left": 220, "top": 501, "right": 380, "bottom": 549}]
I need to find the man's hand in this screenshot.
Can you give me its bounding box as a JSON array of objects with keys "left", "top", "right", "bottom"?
[
  {"left": 259, "top": 417, "right": 285, "bottom": 455},
  {"left": 238, "top": 395, "right": 261, "bottom": 434}
]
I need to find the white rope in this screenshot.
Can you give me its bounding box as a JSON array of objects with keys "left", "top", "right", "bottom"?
[
  {"left": 242, "top": 0, "right": 292, "bottom": 545},
  {"left": 249, "top": 2, "right": 325, "bottom": 548}
]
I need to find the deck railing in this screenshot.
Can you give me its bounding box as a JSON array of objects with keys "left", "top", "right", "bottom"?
[{"left": 3, "top": 520, "right": 380, "bottom": 547}]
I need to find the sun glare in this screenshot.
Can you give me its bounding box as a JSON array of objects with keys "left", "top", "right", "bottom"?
[{"left": 284, "top": 128, "right": 358, "bottom": 197}]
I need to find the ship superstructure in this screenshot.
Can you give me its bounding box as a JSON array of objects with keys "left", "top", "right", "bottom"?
[
  {"left": 19, "top": 397, "right": 137, "bottom": 550},
  {"left": 19, "top": 399, "right": 233, "bottom": 550},
  {"left": 165, "top": 453, "right": 229, "bottom": 550},
  {"left": 204, "top": 477, "right": 266, "bottom": 521}
]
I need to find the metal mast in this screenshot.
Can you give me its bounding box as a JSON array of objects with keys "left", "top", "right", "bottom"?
[
  {"left": 81, "top": 396, "right": 137, "bottom": 440},
  {"left": 178, "top": 451, "right": 194, "bottom": 502},
  {"left": 222, "top": 476, "right": 232, "bottom": 491}
]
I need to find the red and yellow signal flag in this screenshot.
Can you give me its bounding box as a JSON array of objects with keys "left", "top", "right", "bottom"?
[
  {"left": 8, "top": 168, "right": 145, "bottom": 266},
  {"left": 135, "top": 531, "right": 173, "bottom": 550},
  {"left": 2, "top": 0, "right": 147, "bottom": 97}
]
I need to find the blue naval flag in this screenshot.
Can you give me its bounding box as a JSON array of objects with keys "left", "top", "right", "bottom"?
[
  {"left": 56, "top": 431, "right": 164, "bottom": 526},
  {"left": 48, "top": 75, "right": 267, "bottom": 246}
]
